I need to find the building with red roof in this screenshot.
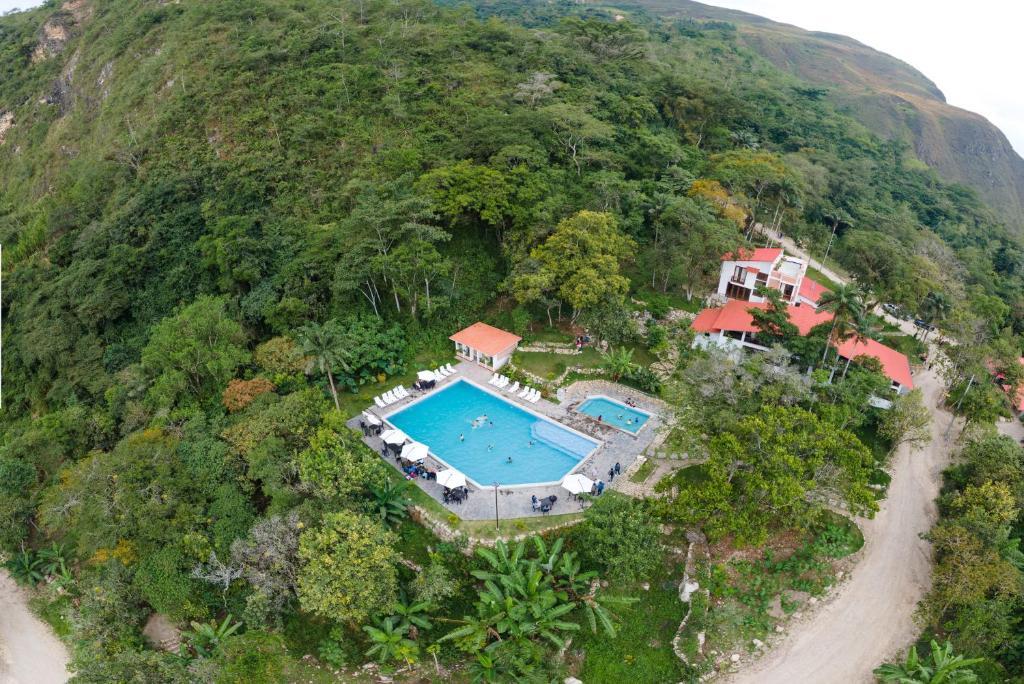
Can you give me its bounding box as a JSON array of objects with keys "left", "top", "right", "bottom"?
[
  {"left": 450, "top": 322, "right": 522, "bottom": 371},
  {"left": 797, "top": 277, "right": 830, "bottom": 308},
  {"left": 717, "top": 247, "right": 808, "bottom": 305},
  {"left": 691, "top": 300, "right": 914, "bottom": 394}
]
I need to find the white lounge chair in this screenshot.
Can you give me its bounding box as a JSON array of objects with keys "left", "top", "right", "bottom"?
[
  {"left": 507, "top": 381, "right": 520, "bottom": 394},
  {"left": 497, "top": 376, "right": 509, "bottom": 388},
  {"left": 374, "top": 396, "right": 386, "bottom": 409},
  {"left": 519, "top": 386, "right": 531, "bottom": 398},
  {"left": 488, "top": 374, "right": 499, "bottom": 385},
  {"left": 383, "top": 391, "right": 395, "bottom": 404},
  {"left": 435, "top": 367, "right": 446, "bottom": 378},
  {"left": 444, "top": 363, "right": 456, "bottom": 375},
  {"left": 395, "top": 386, "right": 407, "bottom": 399},
  {"left": 529, "top": 390, "right": 541, "bottom": 403}
]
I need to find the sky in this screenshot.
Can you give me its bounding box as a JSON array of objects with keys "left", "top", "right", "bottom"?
[
  {"left": 1, "top": 0, "right": 1021, "bottom": 155},
  {"left": 703, "top": 0, "right": 1024, "bottom": 155}
]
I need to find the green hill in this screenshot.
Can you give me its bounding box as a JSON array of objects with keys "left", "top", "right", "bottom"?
[
  {"left": 615, "top": 0, "right": 1024, "bottom": 229},
  {"left": 2, "top": 0, "right": 1024, "bottom": 680}
]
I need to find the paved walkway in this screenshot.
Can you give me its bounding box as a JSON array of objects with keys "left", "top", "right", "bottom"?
[{"left": 350, "top": 362, "right": 665, "bottom": 520}]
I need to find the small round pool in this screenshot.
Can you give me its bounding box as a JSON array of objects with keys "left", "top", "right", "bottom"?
[{"left": 577, "top": 396, "right": 651, "bottom": 434}]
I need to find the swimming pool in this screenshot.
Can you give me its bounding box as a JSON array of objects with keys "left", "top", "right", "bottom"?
[
  {"left": 576, "top": 396, "right": 651, "bottom": 434},
  {"left": 386, "top": 379, "right": 599, "bottom": 487}
]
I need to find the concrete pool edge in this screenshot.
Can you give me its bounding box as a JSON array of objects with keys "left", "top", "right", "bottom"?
[
  {"left": 575, "top": 394, "right": 653, "bottom": 437},
  {"left": 381, "top": 377, "right": 603, "bottom": 490}
]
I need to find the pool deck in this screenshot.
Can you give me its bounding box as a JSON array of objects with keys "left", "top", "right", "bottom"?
[{"left": 349, "top": 361, "right": 665, "bottom": 521}]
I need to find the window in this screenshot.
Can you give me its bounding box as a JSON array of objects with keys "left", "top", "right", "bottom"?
[
  {"left": 783, "top": 284, "right": 795, "bottom": 299},
  {"left": 731, "top": 265, "right": 744, "bottom": 283}
]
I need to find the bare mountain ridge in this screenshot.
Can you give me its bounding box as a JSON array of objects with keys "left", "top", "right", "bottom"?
[{"left": 621, "top": 0, "right": 1024, "bottom": 228}]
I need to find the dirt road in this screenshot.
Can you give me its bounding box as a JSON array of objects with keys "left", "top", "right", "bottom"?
[
  {"left": 0, "top": 571, "right": 70, "bottom": 684},
  {"left": 729, "top": 362, "right": 953, "bottom": 684}
]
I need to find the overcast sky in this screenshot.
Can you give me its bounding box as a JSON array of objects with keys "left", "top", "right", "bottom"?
[
  {"left": 704, "top": 0, "right": 1024, "bottom": 156},
  {"left": 2, "top": 0, "right": 1021, "bottom": 155}
]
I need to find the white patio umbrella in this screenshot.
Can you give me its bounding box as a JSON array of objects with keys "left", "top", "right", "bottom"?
[
  {"left": 562, "top": 473, "right": 594, "bottom": 496},
  {"left": 400, "top": 442, "right": 429, "bottom": 462},
  {"left": 380, "top": 429, "right": 409, "bottom": 446},
  {"left": 362, "top": 411, "right": 382, "bottom": 426},
  {"left": 417, "top": 369, "right": 437, "bottom": 382},
  {"left": 436, "top": 469, "right": 466, "bottom": 489}
]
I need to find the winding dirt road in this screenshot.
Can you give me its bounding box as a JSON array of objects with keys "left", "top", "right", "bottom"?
[
  {"left": 0, "top": 571, "right": 70, "bottom": 684},
  {"left": 722, "top": 230, "right": 958, "bottom": 682},
  {"left": 729, "top": 361, "right": 952, "bottom": 684}
]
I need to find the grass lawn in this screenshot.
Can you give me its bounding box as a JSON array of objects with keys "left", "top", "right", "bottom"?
[
  {"left": 458, "top": 511, "right": 583, "bottom": 541},
  {"left": 30, "top": 595, "right": 72, "bottom": 639},
  {"left": 878, "top": 333, "right": 927, "bottom": 360},
  {"left": 514, "top": 345, "right": 659, "bottom": 381},
  {"left": 804, "top": 265, "right": 842, "bottom": 292},
  {"left": 524, "top": 325, "right": 575, "bottom": 344},
  {"left": 575, "top": 549, "right": 689, "bottom": 682},
  {"left": 629, "top": 459, "right": 657, "bottom": 484}
]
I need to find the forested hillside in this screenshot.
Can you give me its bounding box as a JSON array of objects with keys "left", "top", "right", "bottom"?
[
  {"left": 2, "top": 0, "right": 1024, "bottom": 681},
  {"left": 615, "top": 0, "right": 1024, "bottom": 229}
]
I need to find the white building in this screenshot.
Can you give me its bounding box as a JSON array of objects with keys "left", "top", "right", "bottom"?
[
  {"left": 717, "top": 247, "right": 808, "bottom": 305},
  {"left": 450, "top": 322, "right": 522, "bottom": 371}
]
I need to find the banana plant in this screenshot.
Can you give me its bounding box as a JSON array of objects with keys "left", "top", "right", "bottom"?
[
  {"left": 4, "top": 550, "right": 44, "bottom": 586},
  {"left": 183, "top": 614, "right": 243, "bottom": 658},
  {"left": 363, "top": 617, "right": 418, "bottom": 665}
]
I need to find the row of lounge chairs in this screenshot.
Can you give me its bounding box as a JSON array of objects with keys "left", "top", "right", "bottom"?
[
  {"left": 433, "top": 363, "right": 457, "bottom": 378},
  {"left": 374, "top": 385, "right": 409, "bottom": 408},
  {"left": 489, "top": 374, "right": 541, "bottom": 403}
]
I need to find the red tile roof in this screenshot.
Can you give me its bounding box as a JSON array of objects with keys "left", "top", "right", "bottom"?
[
  {"left": 721, "top": 248, "right": 783, "bottom": 263},
  {"left": 835, "top": 338, "right": 914, "bottom": 389},
  {"left": 691, "top": 300, "right": 914, "bottom": 388},
  {"left": 450, "top": 322, "right": 522, "bottom": 357},
  {"left": 798, "top": 277, "right": 830, "bottom": 304},
  {"left": 690, "top": 299, "right": 831, "bottom": 336}
]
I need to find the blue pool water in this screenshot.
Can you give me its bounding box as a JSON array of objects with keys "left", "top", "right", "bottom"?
[
  {"left": 387, "top": 380, "right": 598, "bottom": 486},
  {"left": 577, "top": 397, "right": 650, "bottom": 434}
]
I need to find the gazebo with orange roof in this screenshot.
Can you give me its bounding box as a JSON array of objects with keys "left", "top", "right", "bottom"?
[{"left": 450, "top": 322, "right": 522, "bottom": 371}]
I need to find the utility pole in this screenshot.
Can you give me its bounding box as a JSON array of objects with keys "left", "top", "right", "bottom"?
[
  {"left": 945, "top": 373, "right": 974, "bottom": 439},
  {"left": 493, "top": 482, "right": 500, "bottom": 530}
]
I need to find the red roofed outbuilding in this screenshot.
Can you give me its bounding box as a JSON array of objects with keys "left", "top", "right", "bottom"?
[{"left": 450, "top": 322, "right": 522, "bottom": 371}]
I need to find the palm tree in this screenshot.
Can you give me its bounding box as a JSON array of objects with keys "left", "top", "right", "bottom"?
[
  {"left": 873, "top": 640, "right": 982, "bottom": 683},
  {"left": 817, "top": 283, "right": 865, "bottom": 366},
  {"left": 296, "top": 320, "right": 351, "bottom": 411},
  {"left": 601, "top": 347, "right": 636, "bottom": 381},
  {"left": 840, "top": 314, "right": 874, "bottom": 379}
]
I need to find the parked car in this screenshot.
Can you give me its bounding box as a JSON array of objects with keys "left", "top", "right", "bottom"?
[{"left": 913, "top": 319, "right": 936, "bottom": 331}]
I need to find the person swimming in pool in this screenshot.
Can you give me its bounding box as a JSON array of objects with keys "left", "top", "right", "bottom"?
[
  {"left": 459, "top": 433, "right": 464, "bottom": 442},
  {"left": 506, "top": 456, "right": 512, "bottom": 463},
  {"left": 488, "top": 444, "right": 494, "bottom": 451},
  {"left": 528, "top": 440, "right": 534, "bottom": 447},
  {"left": 626, "top": 418, "right": 633, "bottom": 425}
]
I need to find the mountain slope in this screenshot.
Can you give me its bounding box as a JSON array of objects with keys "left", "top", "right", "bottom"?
[{"left": 619, "top": 0, "right": 1024, "bottom": 229}]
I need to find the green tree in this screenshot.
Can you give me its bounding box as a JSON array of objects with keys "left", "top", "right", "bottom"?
[
  {"left": 578, "top": 495, "right": 662, "bottom": 582},
  {"left": 646, "top": 196, "right": 739, "bottom": 299},
  {"left": 297, "top": 511, "right": 399, "bottom": 625},
  {"left": 295, "top": 320, "right": 350, "bottom": 411},
  {"left": 297, "top": 425, "right": 386, "bottom": 501},
  {"left": 514, "top": 211, "right": 632, "bottom": 324},
  {"left": 363, "top": 617, "right": 418, "bottom": 666},
  {"left": 141, "top": 295, "right": 249, "bottom": 407},
  {"left": 670, "top": 406, "right": 876, "bottom": 544},
  {"left": 879, "top": 389, "right": 931, "bottom": 456},
  {"left": 750, "top": 287, "right": 799, "bottom": 347}
]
